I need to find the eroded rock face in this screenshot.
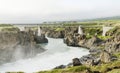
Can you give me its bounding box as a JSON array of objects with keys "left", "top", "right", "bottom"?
[
  {"left": 34, "top": 34, "right": 48, "bottom": 43},
  {"left": 105, "top": 35, "right": 120, "bottom": 53},
  {"left": 47, "top": 30, "right": 64, "bottom": 38},
  {"left": 64, "top": 33, "right": 86, "bottom": 46},
  {"left": 72, "top": 58, "right": 81, "bottom": 66},
  {"left": 80, "top": 54, "right": 100, "bottom": 66},
  {"left": 0, "top": 31, "right": 46, "bottom": 64},
  {"left": 84, "top": 36, "right": 103, "bottom": 49},
  {"left": 100, "top": 50, "right": 112, "bottom": 63}
]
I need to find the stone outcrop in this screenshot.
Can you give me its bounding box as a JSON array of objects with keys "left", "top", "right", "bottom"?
[
  {"left": 84, "top": 36, "right": 103, "bottom": 48},
  {"left": 47, "top": 30, "right": 64, "bottom": 38},
  {"left": 72, "top": 58, "right": 81, "bottom": 66},
  {"left": 105, "top": 35, "right": 120, "bottom": 53},
  {"left": 64, "top": 33, "right": 86, "bottom": 46},
  {"left": 0, "top": 30, "right": 47, "bottom": 64},
  {"left": 100, "top": 50, "right": 112, "bottom": 63},
  {"left": 34, "top": 34, "right": 48, "bottom": 43},
  {"left": 54, "top": 65, "right": 66, "bottom": 69}
]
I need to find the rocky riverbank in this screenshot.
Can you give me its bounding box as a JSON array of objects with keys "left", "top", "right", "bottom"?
[
  {"left": 0, "top": 28, "right": 48, "bottom": 65},
  {"left": 38, "top": 26, "right": 120, "bottom": 73}
]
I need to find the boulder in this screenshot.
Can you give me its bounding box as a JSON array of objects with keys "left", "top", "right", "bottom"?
[
  {"left": 72, "top": 58, "right": 81, "bottom": 66},
  {"left": 100, "top": 50, "right": 112, "bottom": 63},
  {"left": 105, "top": 36, "right": 120, "bottom": 53},
  {"left": 54, "top": 65, "right": 66, "bottom": 69},
  {"left": 34, "top": 34, "right": 48, "bottom": 44},
  {"left": 80, "top": 55, "right": 100, "bottom": 66}
]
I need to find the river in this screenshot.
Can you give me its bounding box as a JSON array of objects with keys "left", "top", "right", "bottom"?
[{"left": 0, "top": 38, "right": 89, "bottom": 72}]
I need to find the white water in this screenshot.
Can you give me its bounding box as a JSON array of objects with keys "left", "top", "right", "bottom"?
[
  {"left": 37, "top": 26, "right": 41, "bottom": 36},
  {"left": 78, "top": 25, "right": 83, "bottom": 35},
  {"left": 0, "top": 38, "right": 89, "bottom": 72}
]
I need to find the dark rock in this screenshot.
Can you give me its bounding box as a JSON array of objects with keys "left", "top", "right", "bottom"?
[
  {"left": 80, "top": 55, "right": 94, "bottom": 66},
  {"left": 89, "top": 48, "right": 102, "bottom": 55},
  {"left": 34, "top": 34, "right": 48, "bottom": 44},
  {"left": 80, "top": 54, "right": 100, "bottom": 66},
  {"left": 54, "top": 65, "right": 66, "bottom": 69},
  {"left": 72, "top": 58, "right": 81, "bottom": 66},
  {"left": 66, "top": 62, "right": 73, "bottom": 67}
]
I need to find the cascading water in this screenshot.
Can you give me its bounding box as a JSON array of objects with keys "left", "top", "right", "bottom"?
[
  {"left": 14, "top": 25, "right": 25, "bottom": 31},
  {"left": 37, "top": 26, "right": 41, "bottom": 36},
  {"left": 78, "top": 25, "right": 83, "bottom": 35},
  {"left": 0, "top": 38, "right": 89, "bottom": 72}
]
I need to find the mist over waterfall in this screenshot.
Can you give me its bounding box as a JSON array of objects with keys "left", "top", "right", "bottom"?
[
  {"left": 78, "top": 26, "right": 83, "bottom": 35},
  {"left": 0, "top": 38, "right": 89, "bottom": 72}
]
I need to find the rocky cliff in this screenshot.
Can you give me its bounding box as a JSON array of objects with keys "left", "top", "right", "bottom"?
[{"left": 0, "top": 30, "right": 47, "bottom": 64}]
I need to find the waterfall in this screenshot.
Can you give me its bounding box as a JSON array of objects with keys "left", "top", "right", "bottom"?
[
  {"left": 14, "top": 25, "right": 25, "bottom": 31},
  {"left": 37, "top": 26, "right": 41, "bottom": 36},
  {"left": 78, "top": 25, "right": 83, "bottom": 35},
  {"left": 102, "top": 26, "right": 113, "bottom": 36}
]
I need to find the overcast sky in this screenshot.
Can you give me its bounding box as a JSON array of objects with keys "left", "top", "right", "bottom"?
[{"left": 0, "top": 0, "right": 120, "bottom": 23}]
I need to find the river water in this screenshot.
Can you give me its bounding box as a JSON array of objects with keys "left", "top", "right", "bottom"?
[{"left": 0, "top": 38, "right": 89, "bottom": 72}]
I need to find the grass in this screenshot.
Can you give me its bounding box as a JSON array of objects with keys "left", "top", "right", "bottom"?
[
  {"left": 91, "top": 61, "right": 120, "bottom": 73},
  {"left": 54, "top": 28, "right": 65, "bottom": 31},
  {"left": 113, "top": 53, "right": 120, "bottom": 59},
  {"left": 83, "top": 27, "right": 102, "bottom": 36},
  {"left": 37, "top": 61, "right": 120, "bottom": 73},
  {"left": 37, "top": 66, "right": 89, "bottom": 73},
  {"left": 97, "top": 35, "right": 111, "bottom": 40},
  {"left": 107, "top": 69, "right": 120, "bottom": 73}
]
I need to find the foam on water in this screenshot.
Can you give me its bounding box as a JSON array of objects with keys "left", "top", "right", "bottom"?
[{"left": 0, "top": 38, "right": 89, "bottom": 72}]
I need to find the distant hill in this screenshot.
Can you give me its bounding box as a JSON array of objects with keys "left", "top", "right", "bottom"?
[
  {"left": 42, "top": 16, "right": 120, "bottom": 24},
  {"left": 80, "top": 16, "right": 120, "bottom": 22}
]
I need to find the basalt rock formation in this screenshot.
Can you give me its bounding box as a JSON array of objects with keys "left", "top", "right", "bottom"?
[{"left": 0, "top": 30, "right": 47, "bottom": 64}]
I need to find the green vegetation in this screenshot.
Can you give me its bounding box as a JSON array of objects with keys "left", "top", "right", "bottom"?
[
  {"left": 108, "top": 69, "right": 120, "bottom": 73},
  {"left": 113, "top": 53, "right": 120, "bottom": 59},
  {"left": 6, "top": 72, "right": 24, "bottom": 73},
  {"left": 54, "top": 28, "right": 65, "bottom": 31},
  {"left": 83, "top": 27, "right": 102, "bottom": 36},
  {"left": 0, "top": 24, "right": 13, "bottom": 27},
  {"left": 1, "top": 27, "right": 19, "bottom": 32},
  {"left": 37, "top": 61, "right": 120, "bottom": 73},
  {"left": 37, "top": 66, "right": 89, "bottom": 73},
  {"left": 97, "top": 35, "right": 111, "bottom": 40},
  {"left": 91, "top": 61, "right": 120, "bottom": 73},
  {"left": 106, "top": 26, "right": 120, "bottom": 36}
]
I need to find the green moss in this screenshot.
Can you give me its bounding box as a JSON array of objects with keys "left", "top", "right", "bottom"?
[
  {"left": 37, "top": 66, "right": 89, "bottom": 73},
  {"left": 113, "top": 53, "right": 120, "bottom": 59},
  {"left": 91, "top": 61, "right": 120, "bottom": 73},
  {"left": 97, "top": 36, "right": 111, "bottom": 40},
  {"left": 108, "top": 69, "right": 120, "bottom": 73},
  {"left": 54, "top": 28, "right": 65, "bottom": 31},
  {"left": 83, "top": 27, "right": 102, "bottom": 36},
  {"left": 66, "top": 66, "right": 88, "bottom": 72},
  {"left": 106, "top": 26, "right": 120, "bottom": 36}
]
